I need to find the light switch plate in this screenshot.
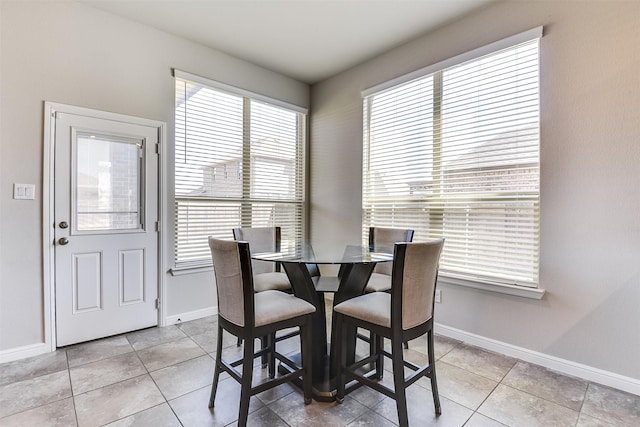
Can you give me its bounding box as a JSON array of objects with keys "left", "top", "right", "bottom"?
[{"left": 14, "top": 183, "right": 35, "bottom": 200}]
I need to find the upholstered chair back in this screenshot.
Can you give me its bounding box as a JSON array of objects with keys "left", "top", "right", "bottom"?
[
  {"left": 370, "top": 227, "right": 414, "bottom": 276},
  {"left": 208, "top": 238, "right": 251, "bottom": 327},
  {"left": 393, "top": 239, "right": 444, "bottom": 330},
  {"left": 233, "top": 227, "right": 280, "bottom": 275}
]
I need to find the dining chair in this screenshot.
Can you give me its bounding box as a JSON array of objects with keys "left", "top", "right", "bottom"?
[
  {"left": 233, "top": 227, "right": 291, "bottom": 292},
  {"left": 365, "top": 227, "right": 414, "bottom": 293},
  {"left": 233, "top": 227, "right": 291, "bottom": 351},
  {"left": 208, "top": 238, "right": 315, "bottom": 427},
  {"left": 232, "top": 227, "right": 320, "bottom": 352},
  {"left": 334, "top": 239, "right": 445, "bottom": 427},
  {"left": 362, "top": 227, "right": 414, "bottom": 350}
]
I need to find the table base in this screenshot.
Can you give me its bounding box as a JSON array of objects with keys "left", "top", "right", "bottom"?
[{"left": 279, "top": 351, "right": 379, "bottom": 402}]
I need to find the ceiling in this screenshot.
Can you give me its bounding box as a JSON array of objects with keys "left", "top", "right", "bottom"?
[{"left": 80, "top": 0, "right": 495, "bottom": 84}]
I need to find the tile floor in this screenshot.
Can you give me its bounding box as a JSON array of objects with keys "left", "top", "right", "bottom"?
[{"left": 1, "top": 312, "right": 639, "bottom": 427}]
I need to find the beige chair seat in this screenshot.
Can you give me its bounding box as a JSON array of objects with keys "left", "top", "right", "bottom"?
[
  {"left": 334, "top": 291, "right": 391, "bottom": 328},
  {"left": 255, "top": 290, "right": 316, "bottom": 326},
  {"left": 364, "top": 272, "right": 392, "bottom": 293},
  {"left": 253, "top": 272, "right": 291, "bottom": 293}
]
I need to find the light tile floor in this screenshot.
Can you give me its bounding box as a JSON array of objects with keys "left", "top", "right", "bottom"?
[{"left": 1, "top": 313, "right": 639, "bottom": 426}]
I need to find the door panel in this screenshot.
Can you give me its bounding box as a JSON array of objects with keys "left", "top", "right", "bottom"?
[
  {"left": 120, "top": 249, "right": 145, "bottom": 304},
  {"left": 73, "top": 252, "right": 102, "bottom": 312},
  {"left": 55, "top": 112, "right": 158, "bottom": 347}
]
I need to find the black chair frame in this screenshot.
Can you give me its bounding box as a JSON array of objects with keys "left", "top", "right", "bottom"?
[
  {"left": 357, "top": 227, "right": 415, "bottom": 351},
  {"left": 209, "top": 241, "right": 313, "bottom": 427},
  {"left": 232, "top": 227, "right": 309, "bottom": 351},
  {"left": 335, "top": 243, "right": 441, "bottom": 427}
]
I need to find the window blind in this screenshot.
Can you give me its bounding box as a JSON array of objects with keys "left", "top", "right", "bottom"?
[
  {"left": 174, "top": 74, "right": 306, "bottom": 269},
  {"left": 363, "top": 36, "right": 540, "bottom": 287}
]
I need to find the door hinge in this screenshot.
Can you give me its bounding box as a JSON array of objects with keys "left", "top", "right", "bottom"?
[
  {"left": 155, "top": 221, "right": 160, "bottom": 232},
  {"left": 155, "top": 143, "right": 160, "bottom": 155},
  {"left": 155, "top": 298, "right": 160, "bottom": 310}
]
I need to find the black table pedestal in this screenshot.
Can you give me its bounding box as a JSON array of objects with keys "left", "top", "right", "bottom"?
[{"left": 280, "top": 261, "right": 378, "bottom": 401}]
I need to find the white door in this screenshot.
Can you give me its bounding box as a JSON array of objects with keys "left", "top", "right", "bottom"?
[{"left": 54, "top": 111, "right": 159, "bottom": 347}]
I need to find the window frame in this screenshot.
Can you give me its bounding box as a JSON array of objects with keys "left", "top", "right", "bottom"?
[
  {"left": 361, "top": 28, "right": 544, "bottom": 299},
  {"left": 172, "top": 70, "right": 308, "bottom": 272}
]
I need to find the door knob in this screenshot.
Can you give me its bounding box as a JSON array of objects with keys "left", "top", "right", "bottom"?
[
  {"left": 58, "top": 237, "right": 69, "bottom": 245},
  {"left": 59, "top": 221, "right": 69, "bottom": 229}
]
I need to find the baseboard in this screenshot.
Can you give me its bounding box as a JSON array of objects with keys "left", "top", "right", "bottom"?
[
  {"left": 0, "top": 342, "right": 50, "bottom": 364},
  {"left": 165, "top": 306, "right": 217, "bottom": 326},
  {"left": 1, "top": 309, "right": 218, "bottom": 363},
  {"left": 435, "top": 323, "right": 640, "bottom": 397}
]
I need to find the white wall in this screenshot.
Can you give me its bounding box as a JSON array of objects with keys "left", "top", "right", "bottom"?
[
  {"left": 0, "top": 1, "right": 309, "bottom": 353},
  {"left": 310, "top": 0, "right": 640, "bottom": 385}
]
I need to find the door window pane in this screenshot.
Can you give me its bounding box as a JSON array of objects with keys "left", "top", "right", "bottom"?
[{"left": 75, "top": 133, "right": 143, "bottom": 231}]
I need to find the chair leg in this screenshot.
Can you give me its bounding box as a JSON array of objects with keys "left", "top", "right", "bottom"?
[
  {"left": 391, "top": 337, "right": 409, "bottom": 427},
  {"left": 374, "top": 333, "right": 384, "bottom": 380},
  {"left": 238, "top": 337, "right": 255, "bottom": 427},
  {"left": 427, "top": 329, "right": 441, "bottom": 416},
  {"left": 260, "top": 335, "right": 269, "bottom": 368},
  {"left": 301, "top": 322, "right": 313, "bottom": 405},
  {"left": 209, "top": 325, "right": 225, "bottom": 408},
  {"left": 369, "top": 330, "right": 376, "bottom": 358},
  {"left": 267, "top": 332, "right": 276, "bottom": 379},
  {"left": 335, "top": 314, "right": 346, "bottom": 404}
]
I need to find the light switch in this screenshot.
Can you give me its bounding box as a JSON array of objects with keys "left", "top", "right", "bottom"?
[{"left": 14, "top": 183, "right": 36, "bottom": 200}]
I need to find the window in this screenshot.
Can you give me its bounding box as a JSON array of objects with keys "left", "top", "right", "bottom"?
[
  {"left": 174, "top": 71, "right": 307, "bottom": 269},
  {"left": 362, "top": 29, "right": 541, "bottom": 287}
]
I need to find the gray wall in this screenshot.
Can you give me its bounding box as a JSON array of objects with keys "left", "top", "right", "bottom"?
[
  {"left": 310, "top": 0, "right": 640, "bottom": 380},
  {"left": 0, "top": 0, "right": 309, "bottom": 352}
]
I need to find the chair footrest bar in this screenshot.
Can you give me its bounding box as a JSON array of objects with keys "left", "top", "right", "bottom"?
[
  {"left": 275, "top": 330, "right": 299, "bottom": 342},
  {"left": 220, "top": 360, "right": 243, "bottom": 383},
  {"left": 346, "top": 368, "right": 396, "bottom": 400},
  {"left": 356, "top": 332, "right": 371, "bottom": 343},
  {"left": 405, "top": 365, "right": 432, "bottom": 388},
  {"left": 251, "top": 368, "right": 304, "bottom": 395},
  {"left": 274, "top": 352, "right": 299, "bottom": 371},
  {"left": 403, "top": 359, "right": 421, "bottom": 371},
  {"left": 347, "top": 354, "right": 379, "bottom": 372}
]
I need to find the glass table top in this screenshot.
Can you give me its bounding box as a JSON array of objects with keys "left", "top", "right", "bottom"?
[{"left": 251, "top": 242, "right": 395, "bottom": 264}]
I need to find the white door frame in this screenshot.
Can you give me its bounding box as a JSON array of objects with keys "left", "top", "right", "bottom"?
[{"left": 43, "top": 102, "right": 167, "bottom": 351}]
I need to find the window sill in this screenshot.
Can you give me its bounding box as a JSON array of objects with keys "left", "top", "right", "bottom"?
[
  {"left": 169, "top": 265, "right": 213, "bottom": 276},
  {"left": 438, "top": 275, "right": 545, "bottom": 300},
  {"left": 169, "top": 265, "right": 545, "bottom": 299}
]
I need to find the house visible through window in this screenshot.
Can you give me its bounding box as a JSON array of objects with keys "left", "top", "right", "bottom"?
[
  {"left": 174, "top": 71, "right": 307, "bottom": 269},
  {"left": 362, "top": 29, "right": 541, "bottom": 287}
]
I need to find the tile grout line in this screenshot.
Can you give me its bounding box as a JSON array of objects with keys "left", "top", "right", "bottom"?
[
  {"left": 470, "top": 358, "right": 517, "bottom": 426},
  {"left": 65, "top": 349, "right": 81, "bottom": 427}
]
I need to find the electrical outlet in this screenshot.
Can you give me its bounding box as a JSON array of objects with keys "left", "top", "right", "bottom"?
[{"left": 435, "top": 289, "right": 442, "bottom": 303}]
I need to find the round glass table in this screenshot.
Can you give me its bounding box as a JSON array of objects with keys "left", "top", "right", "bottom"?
[{"left": 252, "top": 243, "right": 394, "bottom": 401}]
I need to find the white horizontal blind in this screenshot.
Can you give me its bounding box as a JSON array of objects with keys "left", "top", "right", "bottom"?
[
  {"left": 363, "top": 37, "right": 540, "bottom": 287},
  {"left": 175, "top": 76, "right": 306, "bottom": 268}
]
